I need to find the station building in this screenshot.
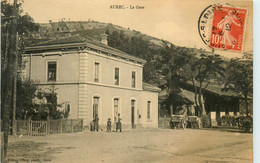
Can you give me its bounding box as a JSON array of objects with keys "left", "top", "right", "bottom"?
[{"left": 22, "top": 34, "right": 160, "bottom": 129}]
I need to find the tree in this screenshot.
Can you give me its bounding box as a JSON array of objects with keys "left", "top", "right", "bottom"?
[
  {"left": 185, "top": 53, "right": 225, "bottom": 117},
  {"left": 16, "top": 81, "right": 64, "bottom": 120},
  {"left": 159, "top": 45, "right": 194, "bottom": 114},
  {"left": 1, "top": 0, "right": 39, "bottom": 158},
  {"left": 224, "top": 54, "right": 253, "bottom": 116},
  {"left": 43, "top": 86, "right": 63, "bottom": 120},
  {"left": 16, "top": 79, "right": 39, "bottom": 120}
]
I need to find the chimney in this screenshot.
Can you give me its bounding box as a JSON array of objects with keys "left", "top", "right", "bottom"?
[{"left": 100, "top": 33, "right": 108, "bottom": 45}]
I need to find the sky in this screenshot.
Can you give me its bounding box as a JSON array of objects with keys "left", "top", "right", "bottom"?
[{"left": 20, "top": 0, "right": 253, "bottom": 58}]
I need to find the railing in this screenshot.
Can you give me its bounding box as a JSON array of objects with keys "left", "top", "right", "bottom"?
[{"left": 16, "top": 119, "right": 83, "bottom": 136}]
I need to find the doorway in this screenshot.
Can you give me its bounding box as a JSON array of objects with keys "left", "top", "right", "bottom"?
[{"left": 131, "top": 100, "right": 135, "bottom": 128}]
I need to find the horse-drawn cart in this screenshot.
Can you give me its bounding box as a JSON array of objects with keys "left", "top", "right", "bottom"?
[
  {"left": 170, "top": 115, "right": 186, "bottom": 129},
  {"left": 186, "top": 116, "right": 201, "bottom": 129}
]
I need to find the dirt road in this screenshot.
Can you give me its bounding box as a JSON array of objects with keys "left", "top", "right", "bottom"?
[{"left": 7, "top": 128, "right": 252, "bottom": 163}]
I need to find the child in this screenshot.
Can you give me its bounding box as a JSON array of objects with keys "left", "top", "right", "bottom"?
[{"left": 107, "top": 118, "right": 112, "bottom": 132}]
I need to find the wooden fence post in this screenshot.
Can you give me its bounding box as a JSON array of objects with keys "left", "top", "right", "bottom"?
[
  {"left": 30, "top": 121, "right": 32, "bottom": 136},
  {"left": 71, "top": 119, "right": 73, "bottom": 133},
  {"left": 60, "top": 119, "right": 63, "bottom": 133},
  {"left": 47, "top": 120, "right": 50, "bottom": 135},
  {"left": 27, "top": 120, "right": 31, "bottom": 136}
]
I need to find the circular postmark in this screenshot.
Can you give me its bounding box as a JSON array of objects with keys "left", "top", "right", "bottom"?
[{"left": 198, "top": 4, "right": 247, "bottom": 52}]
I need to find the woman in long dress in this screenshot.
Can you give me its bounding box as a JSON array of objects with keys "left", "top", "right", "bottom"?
[{"left": 217, "top": 10, "right": 242, "bottom": 48}]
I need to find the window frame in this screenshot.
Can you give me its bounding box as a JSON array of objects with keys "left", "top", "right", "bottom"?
[
  {"left": 113, "top": 98, "right": 120, "bottom": 122},
  {"left": 93, "top": 96, "right": 100, "bottom": 119},
  {"left": 114, "top": 67, "right": 120, "bottom": 85},
  {"left": 94, "top": 62, "right": 100, "bottom": 83},
  {"left": 131, "top": 71, "right": 136, "bottom": 88},
  {"left": 147, "top": 101, "right": 151, "bottom": 120},
  {"left": 46, "top": 61, "right": 57, "bottom": 82}
]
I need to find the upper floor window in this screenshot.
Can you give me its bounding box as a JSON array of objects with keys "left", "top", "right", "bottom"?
[
  {"left": 94, "top": 62, "right": 100, "bottom": 82},
  {"left": 131, "top": 71, "right": 136, "bottom": 88},
  {"left": 48, "top": 61, "right": 57, "bottom": 81},
  {"left": 147, "top": 101, "right": 151, "bottom": 119},
  {"left": 114, "top": 67, "right": 119, "bottom": 85}
]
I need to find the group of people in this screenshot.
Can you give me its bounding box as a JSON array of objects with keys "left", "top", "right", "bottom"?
[{"left": 90, "top": 114, "right": 122, "bottom": 132}]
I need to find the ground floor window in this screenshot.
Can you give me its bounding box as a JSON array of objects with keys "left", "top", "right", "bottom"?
[
  {"left": 147, "top": 101, "right": 151, "bottom": 119},
  {"left": 114, "top": 98, "right": 119, "bottom": 122},
  {"left": 131, "top": 100, "right": 135, "bottom": 128}
]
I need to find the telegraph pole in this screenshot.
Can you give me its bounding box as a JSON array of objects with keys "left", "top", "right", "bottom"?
[
  {"left": 12, "top": 32, "right": 19, "bottom": 136},
  {"left": 2, "top": 0, "right": 18, "bottom": 159}
]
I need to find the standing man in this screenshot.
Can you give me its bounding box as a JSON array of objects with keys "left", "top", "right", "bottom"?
[
  {"left": 116, "top": 113, "right": 122, "bottom": 132},
  {"left": 94, "top": 114, "right": 99, "bottom": 132},
  {"left": 107, "top": 118, "right": 112, "bottom": 132}
]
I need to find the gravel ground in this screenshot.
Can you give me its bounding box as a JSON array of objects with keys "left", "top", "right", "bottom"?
[{"left": 7, "top": 128, "right": 252, "bottom": 163}]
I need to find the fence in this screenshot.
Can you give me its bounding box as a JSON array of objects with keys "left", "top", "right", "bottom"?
[{"left": 16, "top": 119, "right": 83, "bottom": 136}]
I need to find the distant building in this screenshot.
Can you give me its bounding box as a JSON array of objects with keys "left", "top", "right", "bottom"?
[
  {"left": 159, "top": 82, "right": 253, "bottom": 126},
  {"left": 22, "top": 35, "right": 160, "bottom": 129}
]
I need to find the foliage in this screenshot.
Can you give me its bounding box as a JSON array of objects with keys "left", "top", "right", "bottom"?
[
  {"left": 241, "top": 116, "right": 253, "bottom": 133},
  {"left": 184, "top": 53, "right": 225, "bottom": 117},
  {"left": 201, "top": 115, "right": 211, "bottom": 128},
  {"left": 15, "top": 80, "right": 64, "bottom": 120},
  {"left": 43, "top": 86, "right": 63, "bottom": 120},
  {"left": 15, "top": 79, "right": 39, "bottom": 120},
  {"left": 223, "top": 54, "right": 253, "bottom": 116},
  {"left": 1, "top": 0, "right": 40, "bottom": 73},
  {"left": 218, "top": 115, "right": 237, "bottom": 126},
  {"left": 1, "top": 1, "right": 40, "bottom": 35},
  {"left": 1, "top": 1, "right": 40, "bottom": 118}
]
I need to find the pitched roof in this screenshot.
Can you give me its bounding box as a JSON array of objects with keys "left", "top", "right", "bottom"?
[
  {"left": 185, "top": 81, "right": 253, "bottom": 99},
  {"left": 143, "top": 82, "right": 161, "bottom": 92},
  {"left": 24, "top": 35, "right": 146, "bottom": 64}
]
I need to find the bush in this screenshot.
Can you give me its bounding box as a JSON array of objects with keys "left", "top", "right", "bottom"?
[
  {"left": 240, "top": 116, "right": 253, "bottom": 133},
  {"left": 201, "top": 115, "right": 211, "bottom": 128}
]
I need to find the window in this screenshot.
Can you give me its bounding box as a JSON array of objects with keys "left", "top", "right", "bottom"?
[
  {"left": 93, "top": 97, "right": 99, "bottom": 118},
  {"left": 147, "top": 101, "right": 151, "bottom": 119},
  {"left": 131, "top": 100, "right": 135, "bottom": 108},
  {"left": 131, "top": 71, "right": 136, "bottom": 88},
  {"left": 131, "top": 100, "right": 135, "bottom": 128},
  {"left": 48, "top": 62, "right": 57, "bottom": 81},
  {"left": 114, "top": 67, "right": 119, "bottom": 85},
  {"left": 94, "top": 62, "right": 100, "bottom": 82},
  {"left": 114, "top": 98, "right": 119, "bottom": 122}
]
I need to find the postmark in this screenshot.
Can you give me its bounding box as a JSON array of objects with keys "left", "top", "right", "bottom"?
[{"left": 198, "top": 4, "right": 247, "bottom": 52}]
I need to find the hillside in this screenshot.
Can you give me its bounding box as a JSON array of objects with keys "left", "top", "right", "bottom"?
[{"left": 27, "top": 20, "right": 173, "bottom": 48}]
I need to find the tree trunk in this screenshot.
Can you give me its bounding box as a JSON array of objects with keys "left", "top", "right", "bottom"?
[
  {"left": 170, "top": 104, "right": 173, "bottom": 115},
  {"left": 2, "top": 0, "right": 18, "bottom": 158},
  {"left": 198, "top": 89, "right": 206, "bottom": 117}
]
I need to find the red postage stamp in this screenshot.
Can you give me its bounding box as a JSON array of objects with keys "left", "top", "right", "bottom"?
[{"left": 210, "top": 6, "right": 247, "bottom": 52}]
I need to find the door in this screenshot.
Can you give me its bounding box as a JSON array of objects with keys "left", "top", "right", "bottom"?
[
  {"left": 93, "top": 97, "right": 99, "bottom": 119},
  {"left": 131, "top": 100, "right": 135, "bottom": 128}
]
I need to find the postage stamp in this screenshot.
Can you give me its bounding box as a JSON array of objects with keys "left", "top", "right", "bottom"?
[
  {"left": 210, "top": 6, "right": 247, "bottom": 52},
  {"left": 198, "top": 4, "right": 248, "bottom": 52}
]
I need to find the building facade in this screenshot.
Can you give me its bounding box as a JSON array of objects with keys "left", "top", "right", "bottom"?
[{"left": 22, "top": 35, "right": 160, "bottom": 129}]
